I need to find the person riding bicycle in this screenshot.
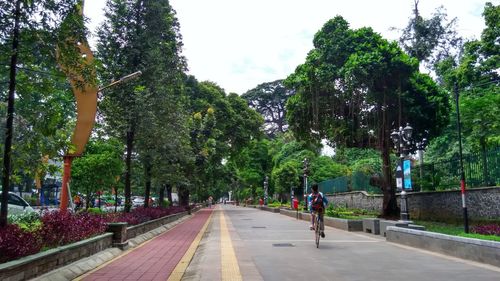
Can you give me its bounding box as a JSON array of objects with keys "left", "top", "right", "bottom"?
[{"left": 308, "top": 183, "right": 328, "bottom": 238}]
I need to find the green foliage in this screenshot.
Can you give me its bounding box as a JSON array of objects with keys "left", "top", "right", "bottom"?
[
  {"left": 272, "top": 161, "right": 300, "bottom": 199},
  {"left": 7, "top": 212, "right": 42, "bottom": 232},
  {"left": 161, "top": 200, "right": 171, "bottom": 208},
  {"left": 86, "top": 208, "right": 104, "bottom": 215},
  {"left": 284, "top": 15, "right": 450, "bottom": 216},
  {"left": 309, "top": 156, "right": 349, "bottom": 183},
  {"left": 242, "top": 80, "right": 295, "bottom": 137},
  {"left": 325, "top": 205, "right": 380, "bottom": 219},
  {"left": 428, "top": 2, "right": 499, "bottom": 161},
  {"left": 71, "top": 138, "right": 124, "bottom": 197}
]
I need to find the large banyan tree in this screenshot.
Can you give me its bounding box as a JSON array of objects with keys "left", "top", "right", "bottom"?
[{"left": 285, "top": 16, "right": 450, "bottom": 216}]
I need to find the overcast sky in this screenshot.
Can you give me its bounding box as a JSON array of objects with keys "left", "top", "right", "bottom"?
[{"left": 84, "top": 0, "right": 494, "bottom": 95}]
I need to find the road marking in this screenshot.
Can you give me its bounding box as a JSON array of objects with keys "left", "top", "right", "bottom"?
[
  {"left": 167, "top": 210, "right": 213, "bottom": 281},
  {"left": 220, "top": 209, "right": 243, "bottom": 281}
]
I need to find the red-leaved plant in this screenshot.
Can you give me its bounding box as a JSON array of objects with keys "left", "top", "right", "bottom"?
[
  {"left": 0, "top": 224, "right": 42, "bottom": 263},
  {"left": 39, "top": 210, "right": 107, "bottom": 247},
  {"left": 471, "top": 224, "right": 500, "bottom": 236}
]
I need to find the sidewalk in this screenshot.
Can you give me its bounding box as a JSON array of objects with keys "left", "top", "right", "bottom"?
[{"left": 78, "top": 208, "right": 213, "bottom": 281}]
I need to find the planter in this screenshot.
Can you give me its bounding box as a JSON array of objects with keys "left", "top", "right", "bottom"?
[
  {"left": 258, "top": 206, "right": 280, "bottom": 213},
  {"left": 386, "top": 226, "right": 500, "bottom": 267},
  {"left": 0, "top": 208, "right": 195, "bottom": 281},
  {"left": 279, "top": 209, "right": 363, "bottom": 231},
  {"left": 323, "top": 217, "right": 363, "bottom": 232},
  {"left": 0, "top": 233, "right": 113, "bottom": 281},
  {"left": 126, "top": 211, "right": 187, "bottom": 240}
]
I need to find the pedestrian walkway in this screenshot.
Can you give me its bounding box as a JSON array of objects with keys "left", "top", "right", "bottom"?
[{"left": 76, "top": 208, "right": 213, "bottom": 281}]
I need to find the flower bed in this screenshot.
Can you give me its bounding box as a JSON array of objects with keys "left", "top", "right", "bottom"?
[
  {"left": 0, "top": 206, "right": 189, "bottom": 263},
  {"left": 472, "top": 224, "right": 500, "bottom": 236}
]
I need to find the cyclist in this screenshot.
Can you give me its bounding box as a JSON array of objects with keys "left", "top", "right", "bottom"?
[{"left": 308, "top": 183, "right": 328, "bottom": 238}]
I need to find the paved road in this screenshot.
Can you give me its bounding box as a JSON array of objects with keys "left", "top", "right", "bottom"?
[{"left": 183, "top": 205, "right": 500, "bottom": 281}]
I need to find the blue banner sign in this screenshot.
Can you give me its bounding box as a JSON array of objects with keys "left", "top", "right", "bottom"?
[{"left": 403, "top": 159, "right": 412, "bottom": 190}]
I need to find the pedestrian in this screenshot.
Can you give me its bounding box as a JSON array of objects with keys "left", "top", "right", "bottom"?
[{"left": 208, "top": 196, "right": 213, "bottom": 208}]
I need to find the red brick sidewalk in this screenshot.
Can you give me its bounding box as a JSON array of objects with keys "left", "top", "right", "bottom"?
[{"left": 81, "top": 208, "right": 213, "bottom": 281}]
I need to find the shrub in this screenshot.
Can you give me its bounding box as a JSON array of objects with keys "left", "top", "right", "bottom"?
[
  {"left": 0, "top": 224, "right": 42, "bottom": 263},
  {"left": 472, "top": 224, "right": 500, "bottom": 236},
  {"left": 8, "top": 211, "right": 42, "bottom": 232},
  {"left": 39, "top": 210, "right": 107, "bottom": 247},
  {"left": 161, "top": 200, "right": 171, "bottom": 208},
  {"left": 107, "top": 206, "right": 186, "bottom": 226},
  {"left": 87, "top": 207, "right": 105, "bottom": 214}
]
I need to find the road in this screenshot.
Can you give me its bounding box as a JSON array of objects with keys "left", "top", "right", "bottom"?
[{"left": 182, "top": 205, "right": 500, "bottom": 281}]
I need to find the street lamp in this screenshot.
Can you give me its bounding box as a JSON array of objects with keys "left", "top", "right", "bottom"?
[
  {"left": 263, "top": 176, "right": 269, "bottom": 206},
  {"left": 390, "top": 123, "right": 417, "bottom": 222}
]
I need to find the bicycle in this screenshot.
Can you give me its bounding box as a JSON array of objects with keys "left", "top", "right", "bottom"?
[{"left": 313, "top": 211, "right": 324, "bottom": 248}]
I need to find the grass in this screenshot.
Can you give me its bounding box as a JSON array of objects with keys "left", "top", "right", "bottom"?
[{"left": 415, "top": 220, "right": 500, "bottom": 242}]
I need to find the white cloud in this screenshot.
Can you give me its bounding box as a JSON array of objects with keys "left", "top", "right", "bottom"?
[{"left": 84, "top": 0, "right": 492, "bottom": 94}]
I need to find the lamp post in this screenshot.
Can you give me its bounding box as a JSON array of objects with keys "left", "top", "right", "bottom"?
[
  {"left": 302, "top": 158, "right": 309, "bottom": 209},
  {"left": 416, "top": 138, "right": 428, "bottom": 191},
  {"left": 390, "top": 123, "right": 415, "bottom": 222},
  {"left": 264, "top": 176, "right": 269, "bottom": 206}
]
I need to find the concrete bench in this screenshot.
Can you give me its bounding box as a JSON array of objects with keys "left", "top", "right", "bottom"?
[
  {"left": 362, "top": 218, "right": 380, "bottom": 235},
  {"left": 379, "top": 220, "right": 409, "bottom": 237}
]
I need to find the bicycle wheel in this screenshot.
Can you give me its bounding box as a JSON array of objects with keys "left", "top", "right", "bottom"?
[{"left": 315, "top": 216, "right": 320, "bottom": 248}]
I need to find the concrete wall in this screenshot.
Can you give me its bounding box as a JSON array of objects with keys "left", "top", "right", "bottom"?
[{"left": 326, "top": 187, "right": 500, "bottom": 221}]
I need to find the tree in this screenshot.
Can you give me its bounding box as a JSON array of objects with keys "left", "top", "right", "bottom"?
[
  {"left": 397, "top": 0, "right": 463, "bottom": 70},
  {"left": 285, "top": 16, "right": 449, "bottom": 216},
  {"left": 71, "top": 138, "right": 123, "bottom": 209},
  {"left": 242, "top": 80, "right": 294, "bottom": 137},
  {"left": 183, "top": 77, "right": 263, "bottom": 203},
  {"left": 97, "top": 0, "right": 187, "bottom": 211},
  {"left": 428, "top": 2, "right": 499, "bottom": 185},
  {"left": 0, "top": 0, "right": 79, "bottom": 227}
]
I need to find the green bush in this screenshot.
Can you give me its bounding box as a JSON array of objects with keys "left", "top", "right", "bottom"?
[
  {"left": 325, "top": 205, "right": 379, "bottom": 219},
  {"left": 8, "top": 212, "right": 42, "bottom": 232},
  {"left": 161, "top": 200, "right": 171, "bottom": 208},
  {"left": 86, "top": 207, "right": 104, "bottom": 214}
]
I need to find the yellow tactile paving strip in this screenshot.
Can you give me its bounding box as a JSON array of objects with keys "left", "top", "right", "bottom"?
[
  {"left": 167, "top": 211, "right": 213, "bottom": 281},
  {"left": 220, "top": 209, "right": 243, "bottom": 281}
]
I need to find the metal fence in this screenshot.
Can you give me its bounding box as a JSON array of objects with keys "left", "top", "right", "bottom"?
[
  {"left": 413, "top": 147, "right": 500, "bottom": 191},
  {"left": 314, "top": 147, "right": 500, "bottom": 194},
  {"left": 314, "top": 173, "right": 381, "bottom": 194}
]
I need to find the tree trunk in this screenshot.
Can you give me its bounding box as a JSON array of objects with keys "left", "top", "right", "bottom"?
[
  {"left": 124, "top": 130, "right": 134, "bottom": 212},
  {"left": 1, "top": 0, "right": 21, "bottom": 228},
  {"left": 178, "top": 185, "right": 189, "bottom": 206},
  {"left": 144, "top": 160, "right": 152, "bottom": 208},
  {"left": 166, "top": 184, "right": 173, "bottom": 203},
  {"left": 158, "top": 184, "right": 165, "bottom": 207},
  {"left": 380, "top": 93, "right": 398, "bottom": 218}
]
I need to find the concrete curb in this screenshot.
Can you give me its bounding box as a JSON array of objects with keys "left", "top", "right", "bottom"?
[{"left": 386, "top": 226, "right": 500, "bottom": 268}]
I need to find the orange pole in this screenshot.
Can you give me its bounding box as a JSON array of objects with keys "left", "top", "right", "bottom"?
[{"left": 60, "top": 156, "right": 73, "bottom": 210}]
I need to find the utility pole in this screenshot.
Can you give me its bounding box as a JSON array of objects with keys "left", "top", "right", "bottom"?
[{"left": 454, "top": 82, "right": 469, "bottom": 233}]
